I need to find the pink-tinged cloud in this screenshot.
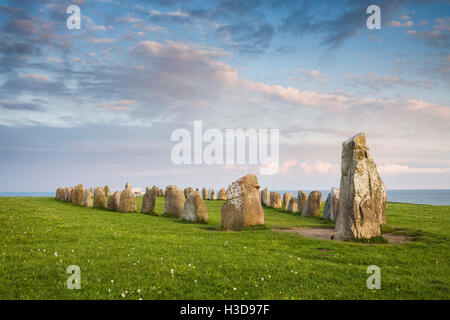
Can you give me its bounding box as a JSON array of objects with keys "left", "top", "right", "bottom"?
[
  {"left": 97, "top": 100, "right": 138, "bottom": 111},
  {"left": 23, "top": 74, "right": 50, "bottom": 81},
  {"left": 378, "top": 164, "right": 450, "bottom": 175},
  {"left": 391, "top": 20, "right": 414, "bottom": 27}
]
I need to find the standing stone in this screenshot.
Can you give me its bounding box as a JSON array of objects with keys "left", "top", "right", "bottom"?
[
  {"left": 202, "top": 187, "right": 208, "bottom": 200},
  {"left": 141, "top": 187, "right": 157, "bottom": 214},
  {"left": 159, "top": 188, "right": 165, "bottom": 197},
  {"left": 287, "top": 197, "right": 298, "bottom": 213},
  {"left": 119, "top": 183, "right": 136, "bottom": 212},
  {"left": 68, "top": 188, "right": 74, "bottom": 202},
  {"left": 182, "top": 191, "right": 208, "bottom": 223},
  {"left": 55, "top": 188, "right": 62, "bottom": 200},
  {"left": 184, "top": 187, "right": 193, "bottom": 198},
  {"left": 261, "top": 188, "right": 269, "bottom": 205},
  {"left": 72, "top": 184, "right": 84, "bottom": 206},
  {"left": 210, "top": 188, "right": 217, "bottom": 200},
  {"left": 270, "top": 191, "right": 282, "bottom": 208},
  {"left": 82, "top": 189, "right": 93, "bottom": 208},
  {"left": 302, "top": 191, "right": 322, "bottom": 217},
  {"left": 218, "top": 188, "right": 227, "bottom": 200},
  {"left": 334, "top": 133, "right": 387, "bottom": 240},
  {"left": 221, "top": 174, "right": 264, "bottom": 231},
  {"left": 104, "top": 185, "right": 110, "bottom": 197},
  {"left": 323, "top": 188, "right": 340, "bottom": 221},
  {"left": 107, "top": 191, "right": 121, "bottom": 211},
  {"left": 164, "top": 185, "right": 185, "bottom": 218},
  {"left": 63, "top": 188, "right": 69, "bottom": 201},
  {"left": 297, "top": 190, "right": 308, "bottom": 214},
  {"left": 94, "top": 187, "right": 107, "bottom": 209},
  {"left": 283, "top": 193, "right": 293, "bottom": 210},
  {"left": 323, "top": 193, "right": 332, "bottom": 220},
  {"left": 151, "top": 186, "right": 159, "bottom": 197}
]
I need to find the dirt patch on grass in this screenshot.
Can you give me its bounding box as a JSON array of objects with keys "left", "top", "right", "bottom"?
[
  {"left": 273, "top": 228, "right": 413, "bottom": 244},
  {"left": 383, "top": 233, "right": 413, "bottom": 244}
]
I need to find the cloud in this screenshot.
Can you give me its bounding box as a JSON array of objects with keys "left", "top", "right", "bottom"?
[
  {"left": 23, "top": 74, "right": 50, "bottom": 81},
  {"left": 216, "top": 22, "right": 274, "bottom": 54},
  {"left": 391, "top": 20, "right": 414, "bottom": 27},
  {"left": 96, "top": 100, "right": 138, "bottom": 111},
  {"left": 0, "top": 99, "right": 42, "bottom": 111},
  {"left": 406, "top": 17, "right": 450, "bottom": 48},
  {"left": 88, "top": 37, "right": 116, "bottom": 44},
  {"left": 378, "top": 164, "right": 450, "bottom": 175}
]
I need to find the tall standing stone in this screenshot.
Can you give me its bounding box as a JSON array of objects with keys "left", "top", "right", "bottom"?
[
  {"left": 302, "top": 191, "right": 322, "bottom": 217},
  {"left": 182, "top": 191, "right": 208, "bottom": 223},
  {"left": 159, "top": 188, "right": 165, "bottom": 197},
  {"left": 94, "top": 187, "right": 107, "bottom": 209},
  {"left": 326, "top": 188, "right": 340, "bottom": 221},
  {"left": 218, "top": 188, "right": 227, "bottom": 200},
  {"left": 119, "top": 183, "right": 136, "bottom": 212},
  {"left": 82, "top": 189, "right": 93, "bottom": 208},
  {"left": 287, "top": 197, "right": 298, "bottom": 213},
  {"left": 210, "top": 188, "right": 217, "bottom": 200},
  {"left": 221, "top": 174, "right": 264, "bottom": 231},
  {"left": 334, "top": 133, "right": 387, "bottom": 240},
  {"left": 104, "top": 185, "right": 110, "bottom": 196},
  {"left": 107, "top": 191, "right": 121, "bottom": 211},
  {"left": 323, "top": 193, "right": 332, "bottom": 220},
  {"left": 164, "top": 185, "right": 185, "bottom": 218},
  {"left": 297, "top": 190, "right": 307, "bottom": 215},
  {"left": 72, "top": 184, "right": 84, "bottom": 206},
  {"left": 202, "top": 187, "right": 208, "bottom": 200},
  {"left": 270, "top": 191, "right": 281, "bottom": 208},
  {"left": 184, "top": 187, "right": 193, "bottom": 198},
  {"left": 283, "top": 193, "right": 293, "bottom": 210},
  {"left": 261, "top": 188, "right": 269, "bottom": 205},
  {"left": 141, "top": 187, "right": 157, "bottom": 214}
]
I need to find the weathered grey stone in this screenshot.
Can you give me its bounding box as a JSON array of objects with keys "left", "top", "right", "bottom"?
[
  {"left": 159, "top": 188, "right": 165, "bottom": 197},
  {"left": 221, "top": 174, "right": 264, "bottom": 231},
  {"left": 329, "top": 188, "right": 340, "bottom": 221},
  {"left": 270, "top": 191, "right": 282, "bottom": 208},
  {"left": 297, "top": 190, "right": 307, "bottom": 214},
  {"left": 182, "top": 191, "right": 208, "bottom": 223},
  {"left": 334, "top": 133, "right": 387, "bottom": 240},
  {"left": 104, "top": 185, "right": 110, "bottom": 196},
  {"left": 323, "top": 193, "right": 332, "bottom": 220},
  {"left": 261, "top": 188, "right": 269, "bottom": 205},
  {"left": 184, "top": 187, "right": 194, "bottom": 198},
  {"left": 119, "top": 183, "right": 136, "bottom": 212},
  {"left": 68, "top": 187, "right": 74, "bottom": 202},
  {"left": 202, "top": 187, "right": 208, "bottom": 200},
  {"left": 210, "top": 188, "right": 217, "bottom": 200},
  {"left": 141, "top": 187, "right": 157, "bottom": 214},
  {"left": 107, "top": 191, "right": 121, "bottom": 211},
  {"left": 93, "top": 187, "right": 106, "bottom": 209},
  {"left": 218, "top": 188, "right": 227, "bottom": 200},
  {"left": 287, "top": 197, "right": 298, "bottom": 213},
  {"left": 302, "top": 191, "right": 322, "bottom": 217},
  {"left": 164, "top": 185, "right": 185, "bottom": 218},
  {"left": 72, "top": 184, "right": 84, "bottom": 206},
  {"left": 81, "top": 189, "right": 93, "bottom": 208},
  {"left": 283, "top": 193, "right": 293, "bottom": 210}
]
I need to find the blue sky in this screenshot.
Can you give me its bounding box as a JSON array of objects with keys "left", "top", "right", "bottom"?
[{"left": 0, "top": 0, "right": 449, "bottom": 192}]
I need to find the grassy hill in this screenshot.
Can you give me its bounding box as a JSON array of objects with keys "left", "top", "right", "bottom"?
[{"left": 0, "top": 196, "right": 448, "bottom": 299}]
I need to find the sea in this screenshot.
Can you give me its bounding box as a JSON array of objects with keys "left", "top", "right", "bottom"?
[{"left": 1, "top": 190, "right": 449, "bottom": 206}]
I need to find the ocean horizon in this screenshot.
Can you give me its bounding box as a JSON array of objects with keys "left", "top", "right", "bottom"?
[{"left": 1, "top": 189, "right": 449, "bottom": 206}]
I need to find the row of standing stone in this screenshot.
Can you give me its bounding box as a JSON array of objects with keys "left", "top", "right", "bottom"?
[
  {"left": 55, "top": 132, "right": 387, "bottom": 239},
  {"left": 261, "top": 188, "right": 340, "bottom": 221}
]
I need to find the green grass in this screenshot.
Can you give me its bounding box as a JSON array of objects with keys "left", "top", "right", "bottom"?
[{"left": 0, "top": 196, "right": 448, "bottom": 300}]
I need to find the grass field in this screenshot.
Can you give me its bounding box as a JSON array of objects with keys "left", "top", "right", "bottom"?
[{"left": 0, "top": 196, "right": 448, "bottom": 300}]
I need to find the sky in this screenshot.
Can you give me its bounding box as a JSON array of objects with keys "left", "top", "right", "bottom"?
[{"left": 0, "top": 0, "right": 449, "bottom": 192}]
